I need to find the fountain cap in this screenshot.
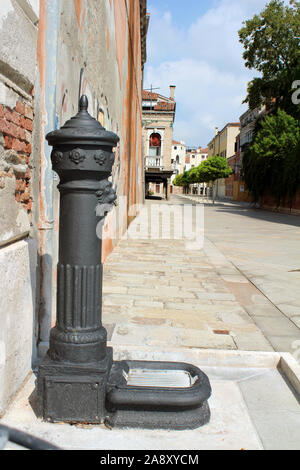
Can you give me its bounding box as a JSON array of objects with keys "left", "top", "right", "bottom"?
[{"left": 46, "top": 95, "right": 119, "bottom": 147}]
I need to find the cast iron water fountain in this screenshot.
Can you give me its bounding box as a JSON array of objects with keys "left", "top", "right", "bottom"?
[{"left": 37, "top": 96, "right": 212, "bottom": 429}]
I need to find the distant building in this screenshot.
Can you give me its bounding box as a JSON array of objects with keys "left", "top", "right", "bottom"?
[
  {"left": 186, "top": 147, "right": 208, "bottom": 170},
  {"left": 182, "top": 147, "right": 208, "bottom": 195},
  {"left": 207, "top": 123, "right": 240, "bottom": 198},
  {"left": 170, "top": 140, "right": 186, "bottom": 194},
  {"left": 207, "top": 123, "right": 240, "bottom": 159},
  {"left": 142, "top": 86, "right": 176, "bottom": 199},
  {"left": 171, "top": 140, "right": 186, "bottom": 174},
  {"left": 228, "top": 106, "right": 266, "bottom": 202},
  {"left": 239, "top": 106, "right": 266, "bottom": 163},
  {"left": 184, "top": 148, "right": 197, "bottom": 171}
]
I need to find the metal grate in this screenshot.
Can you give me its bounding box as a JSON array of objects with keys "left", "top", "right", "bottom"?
[{"left": 123, "top": 368, "right": 198, "bottom": 388}]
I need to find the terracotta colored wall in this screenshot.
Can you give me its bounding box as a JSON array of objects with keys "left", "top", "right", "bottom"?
[
  {"left": 232, "top": 181, "right": 252, "bottom": 202},
  {"left": 55, "top": 0, "right": 144, "bottom": 262},
  {"left": 260, "top": 189, "right": 300, "bottom": 214},
  {"left": 35, "top": 0, "right": 145, "bottom": 350},
  {"left": 225, "top": 174, "right": 234, "bottom": 198}
]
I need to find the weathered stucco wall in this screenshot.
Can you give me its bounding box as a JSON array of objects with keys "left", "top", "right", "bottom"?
[
  {"left": 0, "top": 0, "right": 145, "bottom": 414},
  {"left": 55, "top": 0, "right": 144, "bottom": 260},
  {"left": 36, "top": 0, "right": 145, "bottom": 353},
  {"left": 0, "top": 0, "right": 40, "bottom": 414}
]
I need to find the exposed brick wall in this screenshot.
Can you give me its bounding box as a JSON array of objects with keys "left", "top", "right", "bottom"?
[{"left": 0, "top": 98, "right": 33, "bottom": 213}]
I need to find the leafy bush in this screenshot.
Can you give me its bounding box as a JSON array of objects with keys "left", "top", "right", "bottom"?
[{"left": 242, "top": 109, "right": 300, "bottom": 205}]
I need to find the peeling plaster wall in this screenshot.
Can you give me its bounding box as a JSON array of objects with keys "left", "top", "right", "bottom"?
[
  {"left": 0, "top": 0, "right": 40, "bottom": 414},
  {"left": 55, "top": 0, "right": 144, "bottom": 261},
  {"left": 0, "top": 0, "right": 145, "bottom": 413},
  {"left": 37, "top": 0, "right": 144, "bottom": 349}
]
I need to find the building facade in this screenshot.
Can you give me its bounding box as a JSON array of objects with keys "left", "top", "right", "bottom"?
[
  {"left": 183, "top": 147, "right": 208, "bottom": 195},
  {"left": 142, "top": 86, "right": 176, "bottom": 199},
  {"left": 170, "top": 139, "right": 185, "bottom": 194},
  {"left": 207, "top": 123, "right": 240, "bottom": 159},
  {"left": 171, "top": 140, "right": 186, "bottom": 174},
  {"left": 0, "top": 0, "right": 148, "bottom": 415},
  {"left": 185, "top": 147, "right": 208, "bottom": 171},
  {"left": 228, "top": 107, "right": 266, "bottom": 202},
  {"left": 207, "top": 123, "right": 240, "bottom": 198},
  {"left": 239, "top": 106, "right": 265, "bottom": 163}
]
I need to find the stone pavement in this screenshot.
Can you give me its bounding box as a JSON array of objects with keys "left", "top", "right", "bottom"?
[
  {"left": 102, "top": 197, "right": 278, "bottom": 353},
  {"left": 178, "top": 194, "right": 300, "bottom": 355}
]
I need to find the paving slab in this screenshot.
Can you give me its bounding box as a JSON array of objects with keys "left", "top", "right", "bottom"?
[
  {"left": 174, "top": 196, "right": 300, "bottom": 355},
  {"left": 231, "top": 331, "right": 274, "bottom": 352},
  {"left": 292, "top": 317, "right": 300, "bottom": 328},
  {"left": 238, "top": 370, "right": 300, "bottom": 450},
  {"left": 252, "top": 316, "right": 300, "bottom": 337},
  {"left": 102, "top": 199, "right": 274, "bottom": 355},
  {"left": 266, "top": 336, "right": 300, "bottom": 355}
]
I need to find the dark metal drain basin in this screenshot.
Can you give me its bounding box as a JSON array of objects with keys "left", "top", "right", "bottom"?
[{"left": 105, "top": 360, "right": 211, "bottom": 430}]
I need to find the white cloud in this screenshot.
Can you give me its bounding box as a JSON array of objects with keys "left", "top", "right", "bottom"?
[
  {"left": 145, "top": 0, "right": 290, "bottom": 146},
  {"left": 146, "top": 7, "right": 185, "bottom": 66},
  {"left": 145, "top": 57, "right": 251, "bottom": 145}
]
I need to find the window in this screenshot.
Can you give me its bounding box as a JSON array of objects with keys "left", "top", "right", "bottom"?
[
  {"left": 149, "top": 133, "right": 161, "bottom": 157},
  {"left": 246, "top": 131, "right": 253, "bottom": 143},
  {"left": 142, "top": 100, "right": 157, "bottom": 109}
]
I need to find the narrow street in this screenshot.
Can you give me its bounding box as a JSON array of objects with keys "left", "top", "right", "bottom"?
[
  {"left": 102, "top": 196, "right": 300, "bottom": 356},
  {"left": 176, "top": 195, "right": 300, "bottom": 355}
]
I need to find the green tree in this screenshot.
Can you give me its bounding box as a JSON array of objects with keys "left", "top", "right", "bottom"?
[
  {"left": 187, "top": 167, "right": 200, "bottom": 184},
  {"left": 242, "top": 108, "right": 300, "bottom": 205},
  {"left": 239, "top": 0, "right": 300, "bottom": 118},
  {"left": 197, "top": 156, "right": 233, "bottom": 204},
  {"left": 173, "top": 171, "right": 192, "bottom": 193},
  {"left": 174, "top": 158, "right": 232, "bottom": 201}
]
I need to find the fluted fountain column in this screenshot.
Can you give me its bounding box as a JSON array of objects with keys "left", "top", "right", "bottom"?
[{"left": 37, "top": 96, "right": 119, "bottom": 423}]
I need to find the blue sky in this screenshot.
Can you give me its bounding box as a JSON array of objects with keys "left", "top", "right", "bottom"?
[
  {"left": 147, "top": 0, "right": 217, "bottom": 34},
  {"left": 144, "top": 0, "right": 283, "bottom": 147}
]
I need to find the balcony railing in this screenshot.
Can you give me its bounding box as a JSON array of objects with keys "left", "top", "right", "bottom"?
[
  {"left": 145, "top": 156, "right": 164, "bottom": 170},
  {"left": 172, "top": 162, "right": 181, "bottom": 170}
]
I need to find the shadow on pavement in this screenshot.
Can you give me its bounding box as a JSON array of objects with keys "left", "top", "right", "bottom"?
[
  {"left": 212, "top": 204, "right": 300, "bottom": 228},
  {"left": 172, "top": 195, "right": 300, "bottom": 229}
]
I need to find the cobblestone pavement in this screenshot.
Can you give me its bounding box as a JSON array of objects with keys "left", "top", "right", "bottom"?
[{"left": 102, "top": 197, "right": 278, "bottom": 353}]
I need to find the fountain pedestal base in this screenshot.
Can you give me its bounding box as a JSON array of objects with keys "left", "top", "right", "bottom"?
[{"left": 37, "top": 348, "right": 113, "bottom": 424}]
